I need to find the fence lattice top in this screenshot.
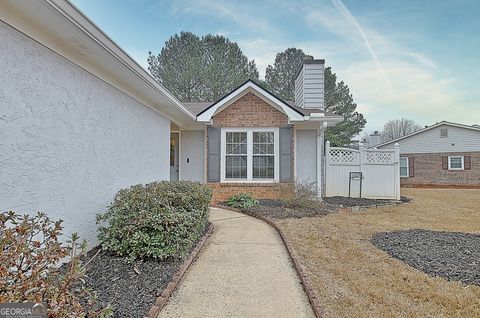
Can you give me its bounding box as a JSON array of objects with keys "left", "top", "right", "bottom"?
[
  {"left": 366, "top": 151, "right": 394, "bottom": 164},
  {"left": 329, "top": 148, "right": 360, "bottom": 164}
]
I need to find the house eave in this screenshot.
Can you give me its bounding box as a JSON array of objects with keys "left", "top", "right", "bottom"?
[
  {"left": 0, "top": 0, "right": 197, "bottom": 129},
  {"left": 196, "top": 80, "right": 305, "bottom": 123},
  {"left": 295, "top": 114, "right": 344, "bottom": 126}
]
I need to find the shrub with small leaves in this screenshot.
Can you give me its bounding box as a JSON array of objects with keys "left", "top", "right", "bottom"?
[
  {"left": 96, "top": 181, "right": 212, "bottom": 260},
  {"left": 0, "top": 211, "right": 111, "bottom": 318},
  {"left": 226, "top": 193, "right": 258, "bottom": 210},
  {"left": 277, "top": 179, "right": 320, "bottom": 210}
]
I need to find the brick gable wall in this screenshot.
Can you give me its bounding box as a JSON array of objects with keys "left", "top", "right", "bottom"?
[
  {"left": 401, "top": 152, "right": 480, "bottom": 187},
  {"left": 212, "top": 92, "right": 289, "bottom": 127},
  {"left": 207, "top": 92, "right": 294, "bottom": 202}
]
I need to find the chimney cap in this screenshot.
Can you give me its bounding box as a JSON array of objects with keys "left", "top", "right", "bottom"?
[
  {"left": 303, "top": 58, "right": 325, "bottom": 64},
  {"left": 294, "top": 57, "right": 325, "bottom": 81}
]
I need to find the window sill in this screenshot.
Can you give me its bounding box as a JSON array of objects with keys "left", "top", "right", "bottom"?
[{"left": 219, "top": 179, "right": 278, "bottom": 184}]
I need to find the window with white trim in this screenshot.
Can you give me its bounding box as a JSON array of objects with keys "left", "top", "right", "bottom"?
[
  {"left": 400, "top": 157, "right": 409, "bottom": 177},
  {"left": 225, "top": 132, "right": 247, "bottom": 178},
  {"left": 448, "top": 156, "right": 464, "bottom": 170},
  {"left": 253, "top": 132, "right": 275, "bottom": 179},
  {"left": 221, "top": 128, "right": 279, "bottom": 182}
]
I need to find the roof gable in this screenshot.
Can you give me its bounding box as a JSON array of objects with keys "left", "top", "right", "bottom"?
[
  {"left": 376, "top": 121, "right": 480, "bottom": 148},
  {"left": 196, "top": 80, "right": 304, "bottom": 122}
]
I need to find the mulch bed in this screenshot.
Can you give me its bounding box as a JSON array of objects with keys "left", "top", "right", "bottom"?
[
  {"left": 80, "top": 246, "right": 181, "bottom": 317},
  {"left": 220, "top": 199, "right": 337, "bottom": 219},
  {"left": 62, "top": 224, "right": 210, "bottom": 317},
  {"left": 323, "top": 196, "right": 410, "bottom": 207},
  {"left": 372, "top": 229, "right": 480, "bottom": 286},
  {"left": 220, "top": 196, "right": 407, "bottom": 219}
]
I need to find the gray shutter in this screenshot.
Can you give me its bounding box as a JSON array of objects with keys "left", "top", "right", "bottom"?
[
  {"left": 408, "top": 157, "right": 414, "bottom": 177},
  {"left": 207, "top": 127, "right": 221, "bottom": 182},
  {"left": 279, "top": 127, "right": 293, "bottom": 182}
]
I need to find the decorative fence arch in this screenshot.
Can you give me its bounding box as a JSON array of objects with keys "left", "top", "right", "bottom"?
[{"left": 325, "top": 141, "right": 400, "bottom": 200}]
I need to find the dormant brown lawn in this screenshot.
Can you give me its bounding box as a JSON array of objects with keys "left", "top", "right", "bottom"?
[{"left": 276, "top": 189, "right": 480, "bottom": 317}]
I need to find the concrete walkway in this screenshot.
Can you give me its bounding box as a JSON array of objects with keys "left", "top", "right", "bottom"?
[{"left": 158, "top": 207, "right": 314, "bottom": 318}]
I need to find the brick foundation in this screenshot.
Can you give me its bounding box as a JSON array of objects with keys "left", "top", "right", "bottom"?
[
  {"left": 208, "top": 182, "right": 293, "bottom": 204},
  {"left": 401, "top": 152, "right": 480, "bottom": 186}
]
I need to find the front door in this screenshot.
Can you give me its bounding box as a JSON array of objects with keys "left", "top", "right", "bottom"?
[{"left": 170, "top": 133, "right": 179, "bottom": 181}]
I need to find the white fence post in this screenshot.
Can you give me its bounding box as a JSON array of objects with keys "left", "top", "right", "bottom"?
[
  {"left": 325, "top": 140, "right": 331, "bottom": 163},
  {"left": 359, "top": 142, "right": 365, "bottom": 176},
  {"left": 325, "top": 140, "right": 330, "bottom": 197},
  {"left": 394, "top": 143, "right": 401, "bottom": 200}
]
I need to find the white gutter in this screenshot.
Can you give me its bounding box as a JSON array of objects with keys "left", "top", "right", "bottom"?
[{"left": 47, "top": 0, "right": 196, "bottom": 121}]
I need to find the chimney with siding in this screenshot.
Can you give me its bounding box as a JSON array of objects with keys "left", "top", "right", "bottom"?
[{"left": 294, "top": 56, "right": 325, "bottom": 110}]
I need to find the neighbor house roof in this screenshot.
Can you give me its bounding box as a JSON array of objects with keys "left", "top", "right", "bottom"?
[
  {"left": 375, "top": 121, "right": 480, "bottom": 148},
  {"left": 0, "top": 0, "right": 197, "bottom": 128},
  {"left": 195, "top": 80, "right": 343, "bottom": 124}
]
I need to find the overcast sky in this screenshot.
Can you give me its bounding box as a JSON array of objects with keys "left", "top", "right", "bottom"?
[{"left": 71, "top": 0, "right": 480, "bottom": 132}]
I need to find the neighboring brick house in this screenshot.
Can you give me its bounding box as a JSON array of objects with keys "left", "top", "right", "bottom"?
[
  {"left": 376, "top": 122, "right": 480, "bottom": 187},
  {"left": 179, "top": 61, "right": 344, "bottom": 203}
]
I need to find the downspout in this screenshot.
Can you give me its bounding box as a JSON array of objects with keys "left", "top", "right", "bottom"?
[{"left": 317, "top": 121, "right": 328, "bottom": 200}]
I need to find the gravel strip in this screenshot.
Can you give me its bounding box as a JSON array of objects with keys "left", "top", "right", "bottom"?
[{"left": 372, "top": 229, "right": 480, "bottom": 286}]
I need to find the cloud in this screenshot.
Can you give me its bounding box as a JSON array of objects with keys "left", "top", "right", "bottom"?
[
  {"left": 170, "top": 0, "right": 274, "bottom": 34},
  {"left": 299, "top": 0, "right": 479, "bottom": 130},
  {"left": 331, "top": 0, "right": 394, "bottom": 95},
  {"left": 124, "top": 0, "right": 480, "bottom": 130}
]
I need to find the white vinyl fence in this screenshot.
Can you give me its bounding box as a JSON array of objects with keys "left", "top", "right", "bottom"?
[{"left": 325, "top": 141, "right": 400, "bottom": 200}]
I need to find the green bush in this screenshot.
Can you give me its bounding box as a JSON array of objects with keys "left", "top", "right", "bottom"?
[
  {"left": 96, "top": 181, "right": 212, "bottom": 260},
  {"left": 226, "top": 193, "right": 258, "bottom": 210}
]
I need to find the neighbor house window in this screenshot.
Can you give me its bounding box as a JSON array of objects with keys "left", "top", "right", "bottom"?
[
  {"left": 222, "top": 128, "right": 279, "bottom": 182},
  {"left": 448, "top": 156, "right": 464, "bottom": 170},
  {"left": 399, "top": 157, "right": 409, "bottom": 177}
]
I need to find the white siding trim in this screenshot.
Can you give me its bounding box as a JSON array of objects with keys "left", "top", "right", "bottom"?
[{"left": 197, "top": 82, "right": 304, "bottom": 122}]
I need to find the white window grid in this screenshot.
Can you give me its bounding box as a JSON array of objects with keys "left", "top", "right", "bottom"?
[
  {"left": 448, "top": 156, "right": 464, "bottom": 170},
  {"left": 220, "top": 128, "right": 279, "bottom": 183},
  {"left": 399, "top": 157, "right": 409, "bottom": 177}
]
